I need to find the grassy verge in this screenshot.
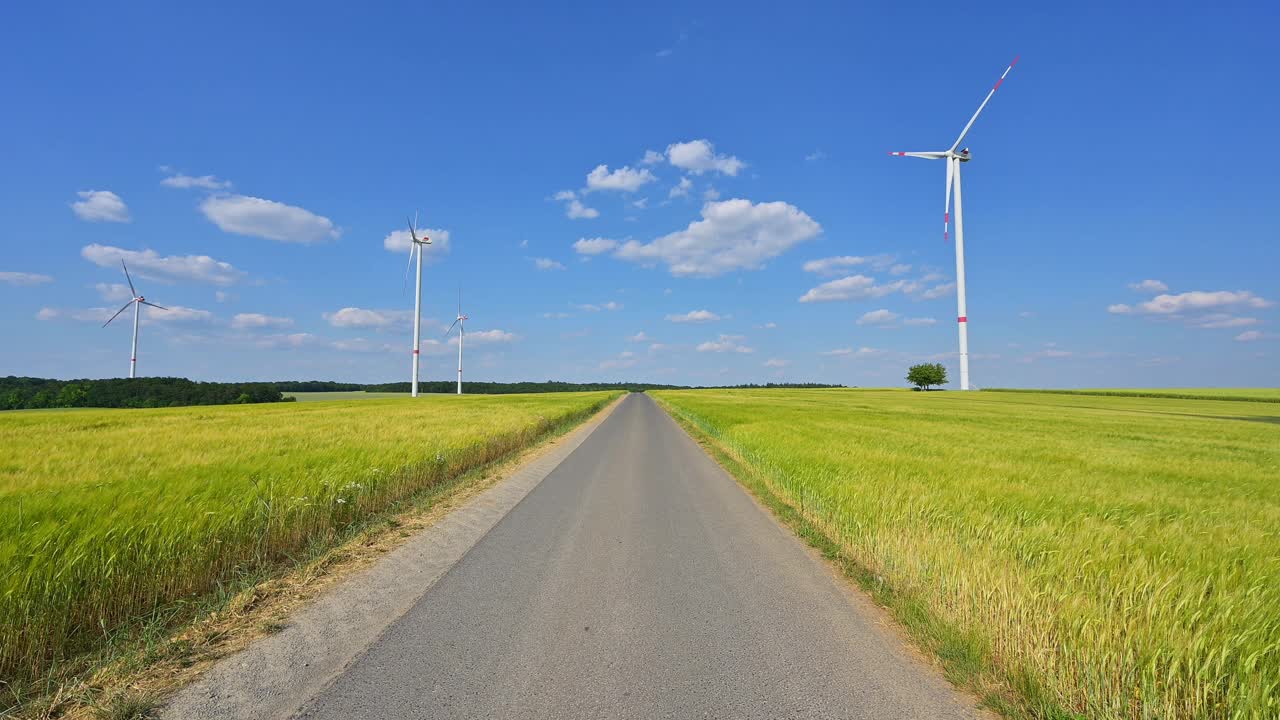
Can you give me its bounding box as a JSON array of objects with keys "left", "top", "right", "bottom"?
[
  {"left": 652, "top": 389, "right": 1279, "bottom": 720},
  {"left": 1, "top": 392, "right": 620, "bottom": 717}
]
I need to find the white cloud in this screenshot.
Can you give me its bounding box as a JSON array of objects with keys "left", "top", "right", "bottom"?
[
  {"left": 1109, "top": 290, "right": 1272, "bottom": 317},
  {"left": 1, "top": 271, "right": 53, "bottom": 286},
  {"left": 452, "top": 329, "right": 516, "bottom": 345},
  {"left": 383, "top": 227, "right": 452, "bottom": 260},
  {"left": 541, "top": 311, "right": 571, "bottom": 319},
  {"left": 1235, "top": 330, "right": 1265, "bottom": 342},
  {"left": 802, "top": 254, "right": 895, "bottom": 276},
  {"left": 857, "top": 309, "right": 899, "bottom": 326},
  {"left": 668, "top": 176, "right": 693, "bottom": 199},
  {"left": 889, "top": 264, "right": 912, "bottom": 276},
  {"left": 764, "top": 358, "right": 789, "bottom": 368},
  {"left": 575, "top": 301, "right": 622, "bottom": 312},
  {"left": 95, "top": 282, "right": 133, "bottom": 302},
  {"left": 666, "top": 309, "right": 720, "bottom": 323},
  {"left": 627, "top": 331, "right": 650, "bottom": 342},
  {"left": 821, "top": 346, "right": 880, "bottom": 357},
  {"left": 800, "top": 275, "right": 904, "bottom": 303},
  {"left": 71, "top": 190, "right": 130, "bottom": 223},
  {"left": 920, "top": 282, "right": 956, "bottom": 300},
  {"left": 81, "top": 244, "right": 246, "bottom": 286},
  {"left": 616, "top": 199, "right": 820, "bottom": 277},
  {"left": 665, "top": 139, "right": 746, "bottom": 176},
  {"left": 805, "top": 150, "right": 826, "bottom": 162},
  {"left": 1192, "top": 314, "right": 1259, "bottom": 329},
  {"left": 45, "top": 302, "right": 213, "bottom": 324},
  {"left": 44, "top": 303, "right": 211, "bottom": 324},
  {"left": 232, "top": 313, "right": 293, "bottom": 329},
  {"left": 323, "top": 307, "right": 409, "bottom": 328},
  {"left": 1128, "top": 279, "right": 1169, "bottom": 293},
  {"left": 573, "top": 237, "right": 618, "bottom": 255},
  {"left": 255, "top": 332, "right": 318, "bottom": 349},
  {"left": 703, "top": 186, "right": 720, "bottom": 201},
  {"left": 146, "top": 305, "right": 212, "bottom": 323},
  {"left": 215, "top": 291, "right": 234, "bottom": 303},
  {"left": 599, "top": 351, "right": 639, "bottom": 370},
  {"left": 534, "top": 257, "right": 566, "bottom": 271},
  {"left": 200, "top": 194, "right": 339, "bottom": 243},
  {"left": 554, "top": 190, "right": 600, "bottom": 219},
  {"left": 697, "top": 334, "right": 753, "bottom": 353},
  {"left": 904, "top": 317, "right": 937, "bottom": 327},
  {"left": 642, "top": 150, "right": 664, "bottom": 165},
  {"left": 585, "top": 164, "right": 656, "bottom": 192},
  {"left": 161, "top": 173, "right": 231, "bottom": 190},
  {"left": 331, "top": 337, "right": 398, "bottom": 353}
]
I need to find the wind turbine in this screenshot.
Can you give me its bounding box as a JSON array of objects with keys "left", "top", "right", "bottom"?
[
  {"left": 403, "top": 213, "right": 432, "bottom": 397},
  {"left": 102, "top": 260, "right": 168, "bottom": 379},
  {"left": 444, "top": 290, "right": 468, "bottom": 395},
  {"left": 890, "top": 56, "right": 1018, "bottom": 391}
]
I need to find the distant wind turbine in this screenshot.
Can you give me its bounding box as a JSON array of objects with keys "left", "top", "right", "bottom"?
[
  {"left": 403, "top": 213, "right": 432, "bottom": 397},
  {"left": 102, "top": 260, "right": 169, "bottom": 378},
  {"left": 890, "top": 56, "right": 1018, "bottom": 391},
  {"left": 444, "top": 290, "right": 468, "bottom": 395}
]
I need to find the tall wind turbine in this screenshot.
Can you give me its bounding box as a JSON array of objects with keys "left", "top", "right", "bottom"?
[
  {"left": 444, "top": 290, "right": 468, "bottom": 395},
  {"left": 403, "top": 213, "right": 432, "bottom": 397},
  {"left": 890, "top": 56, "right": 1018, "bottom": 391},
  {"left": 102, "top": 260, "right": 169, "bottom": 378}
]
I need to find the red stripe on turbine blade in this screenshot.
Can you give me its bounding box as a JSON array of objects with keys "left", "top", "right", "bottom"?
[
  {"left": 1010, "top": 55, "right": 1020, "bottom": 67},
  {"left": 993, "top": 78, "right": 1003, "bottom": 90},
  {"left": 958, "top": 316, "right": 967, "bottom": 323},
  {"left": 944, "top": 232, "right": 949, "bottom": 241}
]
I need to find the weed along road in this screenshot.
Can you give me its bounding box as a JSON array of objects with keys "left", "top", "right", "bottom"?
[{"left": 176, "top": 393, "right": 987, "bottom": 719}]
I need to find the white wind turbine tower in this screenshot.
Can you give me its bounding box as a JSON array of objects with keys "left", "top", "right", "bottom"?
[
  {"left": 444, "top": 290, "right": 468, "bottom": 395},
  {"left": 102, "top": 260, "right": 169, "bottom": 378},
  {"left": 403, "top": 213, "right": 432, "bottom": 397},
  {"left": 890, "top": 56, "right": 1018, "bottom": 391}
]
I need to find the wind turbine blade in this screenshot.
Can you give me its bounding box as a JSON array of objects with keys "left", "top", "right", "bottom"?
[
  {"left": 889, "top": 151, "right": 948, "bottom": 160},
  {"left": 444, "top": 317, "right": 460, "bottom": 337},
  {"left": 944, "top": 158, "right": 954, "bottom": 242},
  {"left": 406, "top": 215, "right": 418, "bottom": 243},
  {"left": 121, "top": 260, "right": 137, "bottom": 296},
  {"left": 949, "top": 56, "right": 1019, "bottom": 153},
  {"left": 140, "top": 301, "right": 168, "bottom": 310},
  {"left": 403, "top": 243, "right": 415, "bottom": 293},
  {"left": 103, "top": 301, "right": 133, "bottom": 327}
]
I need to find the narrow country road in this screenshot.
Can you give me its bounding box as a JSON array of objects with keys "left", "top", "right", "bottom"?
[{"left": 288, "top": 393, "right": 983, "bottom": 719}]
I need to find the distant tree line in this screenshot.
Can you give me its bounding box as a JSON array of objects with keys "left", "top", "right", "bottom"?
[
  {"left": 1, "top": 377, "right": 290, "bottom": 410},
  {"left": 278, "top": 380, "right": 847, "bottom": 394},
  {"left": 1, "top": 377, "right": 849, "bottom": 411}
]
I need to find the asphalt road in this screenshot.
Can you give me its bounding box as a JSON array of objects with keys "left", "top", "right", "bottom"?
[{"left": 293, "top": 393, "right": 984, "bottom": 719}]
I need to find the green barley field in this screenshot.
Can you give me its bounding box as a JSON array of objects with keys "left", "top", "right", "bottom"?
[
  {"left": 0, "top": 392, "right": 616, "bottom": 693},
  {"left": 654, "top": 389, "right": 1279, "bottom": 720}
]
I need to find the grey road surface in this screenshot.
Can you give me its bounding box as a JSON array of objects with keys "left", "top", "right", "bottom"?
[{"left": 294, "top": 393, "right": 984, "bottom": 719}]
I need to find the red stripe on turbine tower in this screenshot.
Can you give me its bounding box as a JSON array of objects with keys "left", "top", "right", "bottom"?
[
  {"left": 958, "top": 316, "right": 967, "bottom": 323},
  {"left": 412, "top": 349, "right": 419, "bottom": 354}
]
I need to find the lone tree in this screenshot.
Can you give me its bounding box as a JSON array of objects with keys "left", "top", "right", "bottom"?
[{"left": 906, "top": 363, "right": 948, "bottom": 390}]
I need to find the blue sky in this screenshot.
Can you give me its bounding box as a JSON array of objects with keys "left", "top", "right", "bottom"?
[{"left": 2, "top": 2, "right": 1276, "bottom": 388}]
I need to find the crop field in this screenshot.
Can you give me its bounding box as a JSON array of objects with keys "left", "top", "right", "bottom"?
[
  {"left": 0, "top": 391, "right": 617, "bottom": 692},
  {"left": 986, "top": 387, "right": 1280, "bottom": 403},
  {"left": 285, "top": 391, "right": 408, "bottom": 401},
  {"left": 653, "top": 389, "right": 1279, "bottom": 719}
]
